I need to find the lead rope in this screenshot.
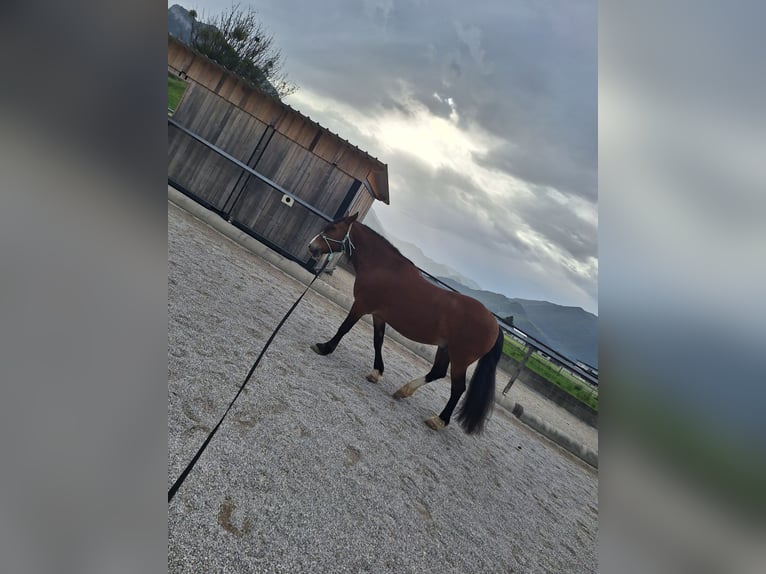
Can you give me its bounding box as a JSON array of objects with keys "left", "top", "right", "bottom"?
[{"left": 168, "top": 258, "right": 329, "bottom": 503}]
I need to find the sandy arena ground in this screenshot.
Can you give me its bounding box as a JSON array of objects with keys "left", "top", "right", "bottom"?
[{"left": 168, "top": 202, "right": 598, "bottom": 573}]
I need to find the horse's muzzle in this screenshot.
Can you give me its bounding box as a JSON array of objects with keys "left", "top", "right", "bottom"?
[{"left": 308, "top": 241, "right": 322, "bottom": 258}]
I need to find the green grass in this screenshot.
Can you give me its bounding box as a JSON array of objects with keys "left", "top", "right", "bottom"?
[
  {"left": 527, "top": 356, "right": 599, "bottom": 410},
  {"left": 502, "top": 334, "right": 599, "bottom": 411},
  {"left": 168, "top": 73, "right": 188, "bottom": 113},
  {"left": 502, "top": 336, "right": 527, "bottom": 360}
]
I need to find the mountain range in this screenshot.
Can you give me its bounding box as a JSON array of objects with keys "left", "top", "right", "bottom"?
[
  {"left": 363, "top": 209, "right": 598, "bottom": 368},
  {"left": 435, "top": 277, "right": 598, "bottom": 368}
]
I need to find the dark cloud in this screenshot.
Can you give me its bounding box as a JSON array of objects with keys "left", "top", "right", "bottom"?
[
  {"left": 476, "top": 142, "right": 597, "bottom": 204},
  {"left": 381, "top": 153, "right": 567, "bottom": 266},
  {"left": 246, "top": 1, "right": 597, "bottom": 181},
  {"left": 180, "top": 0, "right": 597, "bottom": 312},
  {"left": 405, "top": 161, "right": 597, "bottom": 269},
  {"left": 381, "top": 152, "right": 475, "bottom": 216}
]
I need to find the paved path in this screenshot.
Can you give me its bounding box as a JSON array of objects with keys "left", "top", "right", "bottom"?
[{"left": 168, "top": 202, "right": 598, "bottom": 573}]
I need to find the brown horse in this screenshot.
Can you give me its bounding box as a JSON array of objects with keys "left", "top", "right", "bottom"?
[{"left": 308, "top": 213, "right": 504, "bottom": 434}]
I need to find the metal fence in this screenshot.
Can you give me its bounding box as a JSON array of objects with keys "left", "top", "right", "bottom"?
[{"left": 418, "top": 267, "right": 599, "bottom": 390}]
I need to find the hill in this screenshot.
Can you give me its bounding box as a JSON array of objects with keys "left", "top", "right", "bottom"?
[
  {"left": 168, "top": 4, "right": 200, "bottom": 44},
  {"left": 436, "top": 277, "right": 598, "bottom": 368}
]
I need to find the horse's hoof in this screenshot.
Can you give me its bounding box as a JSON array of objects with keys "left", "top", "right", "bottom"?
[
  {"left": 392, "top": 388, "right": 408, "bottom": 400},
  {"left": 424, "top": 415, "right": 446, "bottom": 430},
  {"left": 366, "top": 369, "right": 382, "bottom": 383},
  {"left": 311, "top": 343, "right": 330, "bottom": 355}
]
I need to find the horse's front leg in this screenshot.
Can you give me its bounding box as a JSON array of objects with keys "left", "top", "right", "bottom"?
[
  {"left": 366, "top": 314, "right": 386, "bottom": 383},
  {"left": 311, "top": 302, "right": 365, "bottom": 356}
]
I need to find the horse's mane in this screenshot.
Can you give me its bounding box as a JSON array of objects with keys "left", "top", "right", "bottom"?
[{"left": 357, "top": 223, "right": 415, "bottom": 265}]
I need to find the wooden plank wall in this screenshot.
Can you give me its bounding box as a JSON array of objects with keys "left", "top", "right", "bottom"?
[
  {"left": 348, "top": 188, "right": 375, "bottom": 221},
  {"left": 169, "top": 38, "right": 387, "bottom": 196},
  {"left": 168, "top": 36, "right": 384, "bottom": 263},
  {"left": 169, "top": 83, "right": 269, "bottom": 211},
  {"left": 229, "top": 131, "right": 361, "bottom": 259}
]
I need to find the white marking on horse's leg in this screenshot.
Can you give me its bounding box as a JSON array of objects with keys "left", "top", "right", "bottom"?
[
  {"left": 424, "top": 415, "right": 446, "bottom": 430},
  {"left": 366, "top": 369, "right": 382, "bottom": 383},
  {"left": 393, "top": 376, "right": 427, "bottom": 399}
]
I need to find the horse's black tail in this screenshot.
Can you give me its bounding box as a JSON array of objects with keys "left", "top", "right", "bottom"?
[{"left": 457, "top": 327, "right": 504, "bottom": 435}]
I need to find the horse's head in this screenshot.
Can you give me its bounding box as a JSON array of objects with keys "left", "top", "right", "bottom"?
[{"left": 308, "top": 212, "right": 359, "bottom": 258}]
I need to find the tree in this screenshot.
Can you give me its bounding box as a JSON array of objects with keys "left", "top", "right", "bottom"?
[
  {"left": 188, "top": 9, "right": 198, "bottom": 46},
  {"left": 191, "top": 4, "right": 297, "bottom": 99}
]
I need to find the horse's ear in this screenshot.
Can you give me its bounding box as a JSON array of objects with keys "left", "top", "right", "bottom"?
[{"left": 348, "top": 212, "right": 359, "bottom": 222}]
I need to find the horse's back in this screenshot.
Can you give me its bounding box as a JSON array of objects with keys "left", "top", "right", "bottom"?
[{"left": 355, "top": 266, "right": 498, "bottom": 357}]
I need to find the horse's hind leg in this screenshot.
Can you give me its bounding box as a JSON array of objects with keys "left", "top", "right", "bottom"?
[
  {"left": 311, "top": 302, "right": 364, "bottom": 355},
  {"left": 393, "top": 345, "right": 449, "bottom": 399},
  {"left": 425, "top": 366, "right": 466, "bottom": 430},
  {"left": 366, "top": 315, "right": 386, "bottom": 383}
]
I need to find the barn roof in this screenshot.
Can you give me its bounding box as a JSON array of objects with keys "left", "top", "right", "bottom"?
[{"left": 168, "top": 35, "right": 389, "bottom": 204}]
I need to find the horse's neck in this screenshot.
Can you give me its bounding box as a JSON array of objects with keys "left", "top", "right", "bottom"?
[{"left": 349, "top": 224, "right": 397, "bottom": 273}]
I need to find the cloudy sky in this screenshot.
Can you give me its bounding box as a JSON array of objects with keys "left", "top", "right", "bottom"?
[{"left": 172, "top": 0, "right": 598, "bottom": 314}]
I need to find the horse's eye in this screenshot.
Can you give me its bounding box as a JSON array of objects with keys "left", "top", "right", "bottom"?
[{"left": 327, "top": 225, "right": 336, "bottom": 232}]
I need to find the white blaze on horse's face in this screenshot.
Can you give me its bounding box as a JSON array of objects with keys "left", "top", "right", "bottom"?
[{"left": 307, "top": 232, "right": 324, "bottom": 257}]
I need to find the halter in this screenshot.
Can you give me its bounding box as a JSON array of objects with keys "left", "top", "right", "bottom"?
[{"left": 321, "top": 223, "right": 355, "bottom": 259}]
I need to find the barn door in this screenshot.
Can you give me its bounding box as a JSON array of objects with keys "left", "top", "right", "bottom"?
[
  {"left": 168, "top": 83, "right": 270, "bottom": 214},
  {"left": 226, "top": 130, "right": 362, "bottom": 264},
  {"left": 168, "top": 82, "right": 367, "bottom": 267}
]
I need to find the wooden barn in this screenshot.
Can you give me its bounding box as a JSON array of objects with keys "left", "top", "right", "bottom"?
[{"left": 167, "top": 36, "right": 389, "bottom": 269}]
